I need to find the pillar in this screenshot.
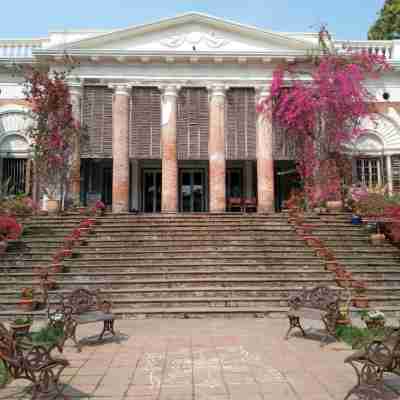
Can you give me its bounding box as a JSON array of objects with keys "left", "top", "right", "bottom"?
[
  {"left": 111, "top": 84, "right": 130, "bottom": 213},
  {"left": 208, "top": 84, "right": 227, "bottom": 212},
  {"left": 256, "top": 89, "right": 275, "bottom": 213},
  {"left": 161, "top": 85, "right": 179, "bottom": 213},
  {"left": 69, "top": 81, "right": 83, "bottom": 205},
  {"left": 386, "top": 155, "right": 393, "bottom": 195}
]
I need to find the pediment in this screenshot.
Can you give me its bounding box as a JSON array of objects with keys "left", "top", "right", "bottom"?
[{"left": 51, "top": 13, "right": 317, "bottom": 54}]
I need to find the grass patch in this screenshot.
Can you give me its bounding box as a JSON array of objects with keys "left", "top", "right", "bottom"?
[{"left": 336, "top": 324, "right": 392, "bottom": 349}]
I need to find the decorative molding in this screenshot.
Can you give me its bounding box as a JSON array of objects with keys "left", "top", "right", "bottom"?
[
  {"left": 160, "top": 31, "right": 229, "bottom": 49},
  {"left": 159, "top": 84, "right": 181, "bottom": 98},
  {"left": 207, "top": 83, "right": 229, "bottom": 98},
  {"left": 108, "top": 83, "right": 132, "bottom": 96}
]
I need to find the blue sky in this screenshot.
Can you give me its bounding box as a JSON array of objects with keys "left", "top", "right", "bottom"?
[{"left": 0, "top": 0, "right": 385, "bottom": 40}]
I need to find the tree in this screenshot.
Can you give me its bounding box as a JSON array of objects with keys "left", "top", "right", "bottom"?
[
  {"left": 24, "top": 66, "right": 82, "bottom": 210},
  {"left": 368, "top": 0, "right": 400, "bottom": 40},
  {"left": 257, "top": 31, "right": 390, "bottom": 207}
]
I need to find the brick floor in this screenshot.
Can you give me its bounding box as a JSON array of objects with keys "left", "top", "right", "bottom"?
[{"left": 1, "top": 317, "right": 400, "bottom": 399}]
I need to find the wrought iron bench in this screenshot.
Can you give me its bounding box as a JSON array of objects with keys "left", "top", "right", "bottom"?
[
  {"left": 344, "top": 328, "right": 400, "bottom": 399},
  {"left": 0, "top": 322, "right": 68, "bottom": 399},
  {"left": 285, "top": 286, "right": 341, "bottom": 344},
  {"left": 48, "top": 288, "right": 116, "bottom": 352}
]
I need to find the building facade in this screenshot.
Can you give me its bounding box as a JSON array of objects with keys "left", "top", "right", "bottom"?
[{"left": 1, "top": 13, "right": 400, "bottom": 212}]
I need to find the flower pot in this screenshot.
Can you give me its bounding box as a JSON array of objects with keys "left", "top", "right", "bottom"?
[
  {"left": 10, "top": 323, "right": 32, "bottom": 337},
  {"left": 336, "top": 278, "right": 352, "bottom": 288},
  {"left": 51, "top": 263, "right": 63, "bottom": 273},
  {"left": 19, "top": 299, "right": 36, "bottom": 311},
  {"left": 365, "top": 319, "right": 385, "bottom": 329},
  {"left": 95, "top": 209, "right": 105, "bottom": 216},
  {"left": 370, "top": 233, "right": 386, "bottom": 245},
  {"left": 336, "top": 318, "right": 351, "bottom": 326},
  {"left": 351, "top": 215, "right": 362, "bottom": 225},
  {"left": 352, "top": 296, "right": 369, "bottom": 308},
  {"left": 326, "top": 201, "right": 343, "bottom": 211},
  {"left": 47, "top": 199, "right": 60, "bottom": 214}
]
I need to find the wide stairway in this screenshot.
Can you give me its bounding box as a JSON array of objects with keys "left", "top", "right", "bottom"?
[{"left": 0, "top": 213, "right": 399, "bottom": 319}]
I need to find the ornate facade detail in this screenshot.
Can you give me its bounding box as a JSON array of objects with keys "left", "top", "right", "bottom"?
[{"left": 160, "top": 31, "right": 229, "bottom": 49}]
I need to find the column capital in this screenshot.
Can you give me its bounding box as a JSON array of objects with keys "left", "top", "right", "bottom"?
[
  {"left": 108, "top": 83, "right": 132, "bottom": 96},
  {"left": 207, "top": 83, "right": 229, "bottom": 98},
  {"left": 159, "top": 84, "right": 181, "bottom": 97}
]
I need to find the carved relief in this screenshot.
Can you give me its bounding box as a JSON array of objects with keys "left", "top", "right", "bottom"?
[{"left": 160, "top": 31, "right": 229, "bottom": 49}]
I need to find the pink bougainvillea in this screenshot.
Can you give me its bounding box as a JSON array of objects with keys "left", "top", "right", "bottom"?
[{"left": 258, "top": 37, "right": 390, "bottom": 206}]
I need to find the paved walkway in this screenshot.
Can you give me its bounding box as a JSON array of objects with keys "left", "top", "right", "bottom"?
[{"left": 2, "top": 317, "right": 400, "bottom": 399}]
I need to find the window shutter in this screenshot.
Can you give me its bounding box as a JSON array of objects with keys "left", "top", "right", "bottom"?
[{"left": 226, "top": 88, "right": 256, "bottom": 160}]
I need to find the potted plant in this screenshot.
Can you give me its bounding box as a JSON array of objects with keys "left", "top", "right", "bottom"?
[
  {"left": 94, "top": 200, "right": 106, "bottom": 216},
  {"left": 19, "top": 288, "right": 36, "bottom": 311},
  {"left": 335, "top": 270, "right": 353, "bottom": 288},
  {"left": 336, "top": 304, "right": 351, "bottom": 325},
  {"left": 9, "top": 316, "right": 33, "bottom": 337},
  {"left": 351, "top": 280, "right": 369, "bottom": 308},
  {"left": 360, "top": 309, "right": 385, "bottom": 329}
]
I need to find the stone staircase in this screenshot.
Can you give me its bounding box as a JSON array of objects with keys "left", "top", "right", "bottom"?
[{"left": 0, "top": 212, "right": 399, "bottom": 319}]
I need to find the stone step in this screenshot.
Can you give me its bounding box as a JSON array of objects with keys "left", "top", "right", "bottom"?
[{"left": 0, "top": 276, "right": 335, "bottom": 290}]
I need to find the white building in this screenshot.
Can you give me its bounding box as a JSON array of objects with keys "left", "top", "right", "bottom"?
[{"left": 1, "top": 12, "right": 400, "bottom": 212}]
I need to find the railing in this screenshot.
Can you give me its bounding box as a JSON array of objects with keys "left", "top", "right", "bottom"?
[
  {"left": 335, "top": 40, "right": 393, "bottom": 59},
  {"left": 0, "top": 39, "right": 46, "bottom": 59}
]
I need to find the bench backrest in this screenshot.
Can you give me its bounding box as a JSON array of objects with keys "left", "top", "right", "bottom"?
[
  {"left": 289, "top": 286, "right": 339, "bottom": 311},
  {"left": 62, "top": 288, "right": 100, "bottom": 315}
]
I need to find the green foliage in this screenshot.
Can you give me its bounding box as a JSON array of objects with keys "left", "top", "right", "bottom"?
[
  {"left": 13, "top": 316, "right": 33, "bottom": 326},
  {"left": 368, "top": 0, "right": 400, "bottom": 40},
  {"left": 30, "top": 325, "right": 64, "bottom": 346},
  {"left": 336, "top": 324, "right": 389, "bottom": 349},
  {"left": 0, "top": 360, "right": 8, "bottom": 388}
]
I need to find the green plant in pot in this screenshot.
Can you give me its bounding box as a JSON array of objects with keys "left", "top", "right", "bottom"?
[
  {"left": 360, "top": 309, "right": 385, "bottom": 329},
  {"left": 19, "top": 287, "right": 36, "bottom": 311},
  {"left": 10, "top": 315, "right": 33, "bottom": 336},
  {"left": 351, "top": 280, "right": 369, "bottom": 308}
]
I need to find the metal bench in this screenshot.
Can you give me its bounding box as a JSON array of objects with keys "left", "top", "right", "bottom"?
[
  {"left": 285, "top": 286, "right": 341, "bottom": 344},
  {"left": 48, "top": 288, "right": 116, "bottom": 352},
  {"left": 0, "top": 322, "right": 68, "bottom": 399},
  {"left": 344, "top": 328, "right": 400, "bottom": 399}
]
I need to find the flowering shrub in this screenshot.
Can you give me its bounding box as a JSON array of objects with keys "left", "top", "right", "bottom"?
[
  {"left": 258, "top": 31, "right": 390, "bottom": 204},
  {"left": 20, "top": 287, "right": 34, "bottom": 299},
  {"left": 95, "top": 200, "right": 106, "bottom": 210},
  {"left": 360, "top": 309, "right": 385, "bottom": 322},
  {"left": 0, "top": 195, "right": 38, "bottom": 217},
  {"left": 0, "top": 215, "right": 22, "bottom": 241}
]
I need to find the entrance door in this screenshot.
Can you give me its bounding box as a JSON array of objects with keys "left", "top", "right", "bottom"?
[
  {"left": 142, "top": 170, "right": 161, "bottom": 212},
  {"left": 2, "top": 158, "right": 27, "bottom": 195},
  {"left": 180, "top": 170, "right": 205, "bottom": 212},
  {"left": 102, "top": 167, "right": 112, "bottom": 206},
  {"left": 226, "top": 169, "right": 243, "bottom": 198}
]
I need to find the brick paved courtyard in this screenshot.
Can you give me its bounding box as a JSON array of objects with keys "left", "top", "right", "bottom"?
[{"left": 2, "top": 317, "right": 400, "bottom": 400}]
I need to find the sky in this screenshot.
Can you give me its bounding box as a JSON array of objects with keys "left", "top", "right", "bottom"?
[{"left": 0, "top": 0, "right": 386, "bottom": 40}]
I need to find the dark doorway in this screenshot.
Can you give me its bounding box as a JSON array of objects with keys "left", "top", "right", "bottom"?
[
  {"left": 275, "top": 161, "right": 301, "bottom": 211},
  {"left": 180, "top": 169, "right": 206, "bottom": 212},
  {"left": 102, "top": 167, "right": 113, "bottom": 206},
  {"left": 142, "top": 169, "right": 161, "bottom": 213}
]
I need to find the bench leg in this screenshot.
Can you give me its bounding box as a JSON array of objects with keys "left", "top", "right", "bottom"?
[
  {"left": 99, "top": 319, "right": 116, "bottom": 341},
  {"left": 285, "top": 315, "right": 306, "bottom": 340},
  {"left": 63, "top": 320, "right": 81, "bottom": 352},
  {"left": 344, "top": 360, "right": 384, "bottom": 400},
  {"left": 31, "top": 364, "right": 69, "bottom": 400}
]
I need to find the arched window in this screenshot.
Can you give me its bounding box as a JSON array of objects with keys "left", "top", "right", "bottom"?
[{"left": 0, "top": 109, "right": 33, "bottom": 195}]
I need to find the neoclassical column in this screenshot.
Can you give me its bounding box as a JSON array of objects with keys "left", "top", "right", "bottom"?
[
  {"left": 111, "top": 84, "right": 131, "bottom": 213},
  {"left": 160, "top": 85, "right": 179, "bottom": 213},
  {"left": 68, "top": 80, "right": 83, "bottom": 204},
  {"left": 208, "top": 84, "right": 227, "bottom": 212},
  {"left": 256, "top": 88, "right": 275, "bottom": 213},
  {"left": 386, "top": 155, "right": 393, "bottom": 195}
]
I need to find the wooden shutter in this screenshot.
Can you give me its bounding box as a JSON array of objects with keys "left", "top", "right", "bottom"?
[
  {"left": 225, "top": 88, "right": 256, "bottom": 160},
  {"left": 130, "top": 87, "right": 161, "bottom": 159},
  {"left": 392, "top": 156, "right": 400, "bottom": 193},
  {"left": 82, "top": 86, "right": 113, "bottom": 157},
  {"left": 177, "top": 88, "right": 209, "bottom": 160}
]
